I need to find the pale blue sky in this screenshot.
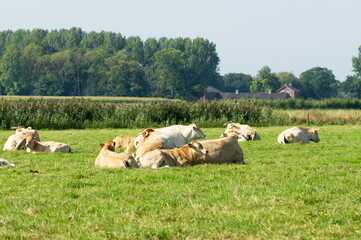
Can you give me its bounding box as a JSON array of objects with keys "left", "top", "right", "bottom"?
[{"left": 1, "top": 0, "right": 361, "bottom": 81}]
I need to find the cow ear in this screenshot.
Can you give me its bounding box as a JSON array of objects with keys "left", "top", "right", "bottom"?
[
  {"left": 100, "top": 143, "right": 105, "bottom": 148},
  {"left": 187, "top": 143, "right": 193, "bottom": 147},
  {"left": 192, "top": 124, "right": 198, "bottom": 130},
  {"left": 222, "top": 133, "right": 227, "bottom": 137}
]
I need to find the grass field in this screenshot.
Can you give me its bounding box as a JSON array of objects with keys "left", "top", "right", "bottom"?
[{"left": 0, "top": 125, "right": 360, "bottom": 239}]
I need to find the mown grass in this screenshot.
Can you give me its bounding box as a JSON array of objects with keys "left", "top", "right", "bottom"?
[{"left": 0, "top": 126, "right": 360, "bottom": 239}]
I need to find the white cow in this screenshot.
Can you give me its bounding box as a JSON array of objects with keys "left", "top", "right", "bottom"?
[
  {"left": 134, "top": 123, "right": 206, "bottom": 149},
  {"left": 25, "top": 136, "right": 71, "bottom": 153},
  {"left": 278, "top": 127, "right": 320, "bottom": 144},
  {"left": 0, "top": 159, "right": 15, "bottom": 167},
  {"left": 222, "top": 121, "right": 261, "bottom": 141},
  {"left": 3, "top": 135, "right": 27, "bottom": 151},
  {"left": 3, "top": 126, "right": 41, "bottom": 151}
]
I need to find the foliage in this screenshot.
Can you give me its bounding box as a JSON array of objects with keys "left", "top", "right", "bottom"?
[
  {"left": 250, "top": 66, "right": 281, "bottom": 93},
  {"left": 298, "top": 67, "right": 339, "bottom": 99},
  {"left": 0, "top": 126, "right": 360, "bottom": 239},
  {"left": 342, "top": 46, "right": 361, "bottom": 98},
  {"left": 0, "top": 29, "right": 219, "bottom": 100},
  {"left": 0, "top": 98, "right": 360, "bottom": 130}
]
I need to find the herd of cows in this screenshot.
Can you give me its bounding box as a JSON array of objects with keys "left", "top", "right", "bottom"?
[{"left": 0, "top": 122, "right": 320, "bottom": 168}]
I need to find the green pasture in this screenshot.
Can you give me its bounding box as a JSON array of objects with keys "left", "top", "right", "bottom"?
[{"left": 0, "top": 125, "right": 360, "bottom": 239}]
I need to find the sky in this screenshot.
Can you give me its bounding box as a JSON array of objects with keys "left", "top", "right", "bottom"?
[{"left": 1, "top": 0, "right": 361, "bottom": 81}]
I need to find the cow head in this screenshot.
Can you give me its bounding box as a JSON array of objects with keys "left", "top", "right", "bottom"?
[
  {"left": 134, "top": 128, "right": 159, "bottom": 148},
  {"left": 308, "top": 128, "right": 320, "bottom": 143},
  {"left": 100, "top": 140, "right": 116, "bottom": 151},
  {"left": 188, "top": 141, "right": 208, "bottom": 159},
  {"left": 125, "top": 157, "right": 139, "bottom": 169},
  {"left": 189, "top": 123, "right": 206, "bottom": 140},
  {"left": 25, "top": 136, "right": 37, "bottom": 150}
]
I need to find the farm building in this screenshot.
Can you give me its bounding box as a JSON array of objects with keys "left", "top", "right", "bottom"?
[
  {"left": 275, "top": 83, "right": 300, "bottom": 98},
  {"left": 204, "top": 86, "right": 291, "bottom": 100}
]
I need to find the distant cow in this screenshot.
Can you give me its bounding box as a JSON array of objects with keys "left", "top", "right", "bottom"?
[
  {"left": 278, "top": 127, "right": 320, "bottom": 144},
  {"left": 3, "top": 135, "right": 27, "bottom": 151},
  {"left": 3, "top": 126, "right": 41, "bottom": 151},
  {"left": 196, "top": 133, "right": 244, "bottom": 165},
  {"left": 95, "top": 140, "right": 139, "bottom": 169},
  {"left": 12, "top": 126, "right": 40, "bottom": 141},
  {"left": 0, "top": 159, "right": 15, "bottom": 167},
  {"left": 112, "top": 135, "right": 136, "bottom": 153},
  {"left": 134, "top": 124, "right": 206, "bottom": 149},
  {"left": 138, "top": 141, "right": 207, "bottom": 169},
  {"left": 25, "top": 136, "right": 71, "bottom": 153},
  {"left": 223, "top": 121, "right": 261, "bottom": 141}
]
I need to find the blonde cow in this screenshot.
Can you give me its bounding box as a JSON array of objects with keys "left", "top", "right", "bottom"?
[
  {"left": 3, "top": 126, "right": 40, "bottom": 151},
  {"left": 138, "top": 141, "right": 207, "bottom": 169},
  {"left": 95, "top": 140, "right": 139, "bottom": 169},
  {"left": 25, "top": 136, "right": 71, "bottom": 153},
  {"left": 134, "top": 124, "right": 206, "bottom": 149},
  {"left": 223, "top": 121, "right": 261, "bottom": 141},
  {"left": 196, "top": 133, "right": 245, "bottom": 165},
  {"left": 278, "top": 127, "right": 320, "bottom": 144},
  {"left": 112, "top": 135, "right": 136, "bottom": 153}
]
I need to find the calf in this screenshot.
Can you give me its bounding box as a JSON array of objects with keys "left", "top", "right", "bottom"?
[
  {"left": 25, "top": 136, "right": 71, "bottom": 153},
  {"left": 12, "top": 126, "right": 40, "bottom": 141},
  {"left": 112, "top": 135, "right": 136, "bottom": 153},
  {"left": 278, "top": 127, "right": 320, "bottom": 144},
  {"left": 138, "top": 141, "right": 207, "bottom": 169},
  {"left": 95, "top": 140, "right": 138, "bottom": 169},
  {"left": 223, "top": 121, "right": 261, "bottom": 141},
  {"left": 196, "top": 133, "right": 244, "bottom": 165},
  {"left": 3, "top": 135, "right": 27, "bottom": 151},
  {"left": 134, "top": 124, "right": 206, "bottom": 149}
]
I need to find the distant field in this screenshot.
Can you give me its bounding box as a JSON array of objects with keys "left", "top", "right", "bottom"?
[
  {"left": 0, "top": 125, "right": 360, "bottom": 239},
  {"left": 274, "top": 109, "right": 361, "bottom": 125},
  {"left": 0, "top": 95, "right": 174, "bottom": 103}
]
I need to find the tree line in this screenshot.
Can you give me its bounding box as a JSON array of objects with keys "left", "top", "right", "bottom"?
[
  {"left": 0, "top": 28, "right": 219, "bottom": 100},
  {"left": 0, "top": 28, "right": 360, "bottom": 99}
]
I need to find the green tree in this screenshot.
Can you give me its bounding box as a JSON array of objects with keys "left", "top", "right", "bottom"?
[
  {"left": 21, "top": 43, "right": 44, "bottom": 95},
  {"left": 0, "top": 44, "right": 22, "bottom": 95},
  {"left": 342, "top": 46, "right": 361, "bottom": 98},
  {"left": 251, "top": 66, "right": 280, "bottom": 93},
  {"left": 152, "top": 48, "right": 185, "bottom": 98},
  {"left": 342, "top": 75, "right": 361, "bottom": 98},
  {"left": 105, "top": 49, "right": 146, "bottom": 96},
  {"left": 222, "top": 73, "right": 252, "bottom": 92},
  {"left": 299, "top": 67, "right": 339, "bottom": 99}
]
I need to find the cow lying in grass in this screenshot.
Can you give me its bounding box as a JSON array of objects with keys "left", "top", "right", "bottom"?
[
  {"left": 137, "top": 141, "right": 207, "bottom": 169},
  {"left": 196, "top": 132, "right": 245, "bottom": 165},
  {"left": 222, "top": 121, "right": 261, "bottom": 141},
  {"left": 134, "top": 124, "right": 206, "bottom": 149},
  {"left": 278, "top": 127, "right": 320, "bottom": 144},
  {"left": 112, "top": 135, "right": 136, "bottom": 153},
  {"left": 95, "top": 140, "right": 138, "bottom": 169},
  {"left": 3, "top": 126, "right": 41, "bottom": 151},
  {"left": 25, "top": 136, "right": 71, "bottom": 153}
]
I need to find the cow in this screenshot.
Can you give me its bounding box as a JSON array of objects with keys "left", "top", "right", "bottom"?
[
  {"left": 138, "top": 141, "right": 208, "bottom": 169},
  {"left": 222, "top": 121, "right": 261, "bottom": 141},
  {"left": 196, "top": 133, "right": 245, "bottom": 165},
  {"left": 3, "top": 126, "right": 41, "bottom": 151},
  {"left": 134, "top": 124, "right": 206, "bottom": 149},
  {"left": 277, "top": 127, "right": 320, "bottom": 144},
  {"left": 25, "top": 136, "right": 71, "bottom": 153},
  {"left": 134, "top": 128, "right": 163, "bottom": 148},
  {"left": 0, "top": 159, "right": 15, "bottom": 167},
  {"left": 95, "top": 140, "right": 139, "bottom": 169},
  {"left": 112, "top": 135, "right": 136, "bottom": 153},
  {"left": 12, "top": 126, "right": 40, "bottom": 141},
  {"left": 3, "top": 135, "right": 27, "bottom": 151}
]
